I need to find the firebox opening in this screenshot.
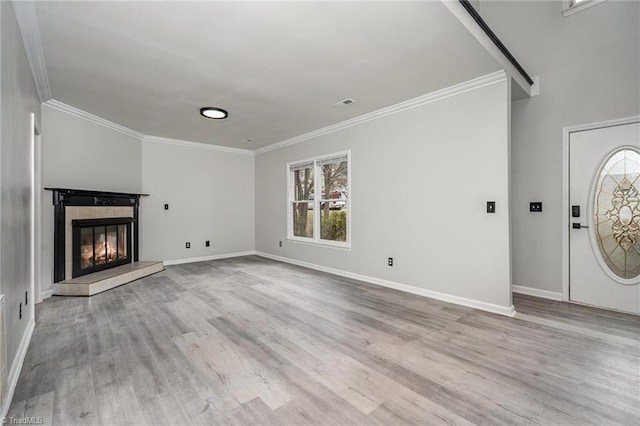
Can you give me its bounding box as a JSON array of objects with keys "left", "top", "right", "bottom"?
[{"left": 72, "top": 217, "right": 133, "bottom": 278}]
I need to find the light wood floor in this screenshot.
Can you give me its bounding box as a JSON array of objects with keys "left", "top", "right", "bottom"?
[{"left": 8, "top": 256, "right": 640, "bottom": 425}]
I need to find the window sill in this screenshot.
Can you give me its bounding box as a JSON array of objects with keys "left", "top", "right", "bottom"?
[
  {"left": 287, "top": 237, "right": 351, "bottom": 251},
  {"left": 562, "top": 0, "right": 607, "bottom": 17}
]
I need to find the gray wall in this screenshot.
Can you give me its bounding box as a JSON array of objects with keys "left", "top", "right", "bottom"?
[
  {"left": 40, "top": 104, "right": 142, "bottom": 294},
  {"left": 40, "top": 105, "right": 256, "bottom": 292},
  {"left": 479, "top": 0, "right": 640, "bottom": 294},
  {"left": 0, "top": 1, "right": 41, "bottom": 370},
  {"left": 255, "top": 79, "right": 512, "bottom": 310},
  {"left": 42, "top": 104, "right": 142, "bottom": 193},
  {"left": 140, "top": 140, "right": 255, "bottom": 262}
]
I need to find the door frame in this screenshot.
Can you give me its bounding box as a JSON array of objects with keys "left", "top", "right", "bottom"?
[
  {"left": 30, "top": 113, "right": 43, "bottom": 314},
  {"left": 562, "top": 115, "right": 640, "bottom": 303}
]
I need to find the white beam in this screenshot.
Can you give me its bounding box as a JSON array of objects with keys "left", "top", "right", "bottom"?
[{"left": 441, "top": 0, "right": 538, "bottom": 99}]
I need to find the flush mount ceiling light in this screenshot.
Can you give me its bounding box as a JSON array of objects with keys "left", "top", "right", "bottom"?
[{"left": 200, "top": 107, "right": 228, "bottom": 119}]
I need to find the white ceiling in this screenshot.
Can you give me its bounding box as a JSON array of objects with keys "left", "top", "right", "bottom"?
[{"left": 34, "top": 1, "right": 500, "bottom": 150}]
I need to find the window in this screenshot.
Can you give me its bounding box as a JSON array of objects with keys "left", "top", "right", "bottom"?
[
  {"left": 563, "top": 0, "right": 607, "bottom": 17},
  {"left": 288, "top": 152, "right": 350, "bottom": 247}
]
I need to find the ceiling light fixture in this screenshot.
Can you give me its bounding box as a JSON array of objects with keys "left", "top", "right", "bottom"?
[{"left": 200, "top": 107, "right": 228, "bottom": 119}]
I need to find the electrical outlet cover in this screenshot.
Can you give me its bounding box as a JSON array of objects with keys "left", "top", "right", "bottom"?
[{"left": 530, "top": 202, "right": 543, "bottom": 212}]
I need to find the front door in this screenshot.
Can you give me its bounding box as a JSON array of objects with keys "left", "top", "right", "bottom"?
[{"left": 569, "top": 121, "right": 640, "bottom": 314}]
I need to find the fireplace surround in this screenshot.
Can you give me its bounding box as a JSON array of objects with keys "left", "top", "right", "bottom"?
[{"left": 46, "top": 188, "right": 148, "bottom": 282}]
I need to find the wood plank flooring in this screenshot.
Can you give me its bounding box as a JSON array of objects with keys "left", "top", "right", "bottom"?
[{"left": 8, "top": 256, "right": 640, "bottom": 425}]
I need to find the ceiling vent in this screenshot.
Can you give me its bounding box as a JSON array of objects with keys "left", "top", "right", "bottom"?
[{"left": 333, "top": 98, "right": 356, "bottom": 107}]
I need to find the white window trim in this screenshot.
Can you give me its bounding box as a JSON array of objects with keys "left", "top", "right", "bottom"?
[
  {"left": 562, "top": 0, "right": 607, "bottom": 17},
  {"left": 287, "top": 150, "right": 351, "bottom": 249}
]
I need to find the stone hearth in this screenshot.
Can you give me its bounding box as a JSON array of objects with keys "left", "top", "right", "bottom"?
[{"left": 53, "top": 261, "right": 163, "bottom": 296}]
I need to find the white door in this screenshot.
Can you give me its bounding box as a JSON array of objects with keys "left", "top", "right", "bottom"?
[{"left": 570, "top": 121, "right": 640, "bottom": 314}]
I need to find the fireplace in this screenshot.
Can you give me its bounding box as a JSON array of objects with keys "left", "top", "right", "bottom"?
[
  {"left": 46, "top": 188, "right": 148, "bottom": 282},
  {"left": 72, "top": 217, "right": 133, "bottom": 278}
]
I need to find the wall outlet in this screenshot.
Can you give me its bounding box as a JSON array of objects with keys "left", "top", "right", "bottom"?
[
  {"left": 388, "top": 257, "right": 393, "bottom": 267},
  {"left": 530, "top": 202, "right": 543, "bottom": 212},
  {"left": 164, "top": 204, "right": 169, "bottom": 210},
  {"left": 205, "top": 240, "right": 210, "bottom": 247},
  {"left": 186, "top": 242, "right": 190, "bottom": 249},
  {"left": 19, "top": 303, "right": 22, "bottom": 320},
  {"left": 487, "top": 201, "right": 496, "bottom": 213},
  {"left": 279, "top": 240, "right": 282, "bottom": 247}
]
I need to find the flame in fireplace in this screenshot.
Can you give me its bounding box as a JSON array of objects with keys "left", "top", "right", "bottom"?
[
  {"left": 98, "top": 241, "right": 117, "bottom": 263},
  {"left": 81, "top": 240, "right": 123, "bottom": 269}
]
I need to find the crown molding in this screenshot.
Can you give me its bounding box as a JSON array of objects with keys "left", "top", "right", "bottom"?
[
  {"left": 43, "top": 99, "right": 144, "bottom": 139},
  {"left": 13, "top": 0, "right": 52, "bottom": 102},
  {"left": 43, "top": 99, "right": 254, "bottom": 155},
  {"left": 44, "top": 70, "right": 505, "bottom": 157},
  {"left": 255, "top": 70, "right": 507, "bottom": 155},
  {"left": 142, "top": 135, "right": 254, "bottom": 156}
]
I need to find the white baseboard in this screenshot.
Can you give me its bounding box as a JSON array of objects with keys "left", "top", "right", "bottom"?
[
  {"left": 1, "top": 317, "right": 35, "bottom": 420},
  {"left": 39, "top": 289, "right": 54, "bottom": 301},
  {"left": 162, "top": 251, "right": 257, "bottom": 266},
  {"left": 512, "top": 285, "right": 563, "bottom": 301},
  {"left": 256, "top": 251, "right": 516, "bottom": 317}
]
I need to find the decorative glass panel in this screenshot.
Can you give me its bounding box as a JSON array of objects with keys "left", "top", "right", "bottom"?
[{"left": 593, "top": 148, "right": 640, "bottom": 280}]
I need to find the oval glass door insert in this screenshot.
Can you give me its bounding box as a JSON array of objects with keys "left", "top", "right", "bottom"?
[{"left": 593, "top": 148, "right": 640, "bottom": 281}]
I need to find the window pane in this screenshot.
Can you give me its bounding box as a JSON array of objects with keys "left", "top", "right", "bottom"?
[
  {"left": 320, "top": 158, "right": 348, "bottom": 200},
  {"left": 320, "top": 202, "right": 347, "bottom": 242},
  {"left": 292, "top": 202, "right": 313, "bottom": 238},
  {"left": 292, "top": 166, "right": 314, "bottom": 201}
]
